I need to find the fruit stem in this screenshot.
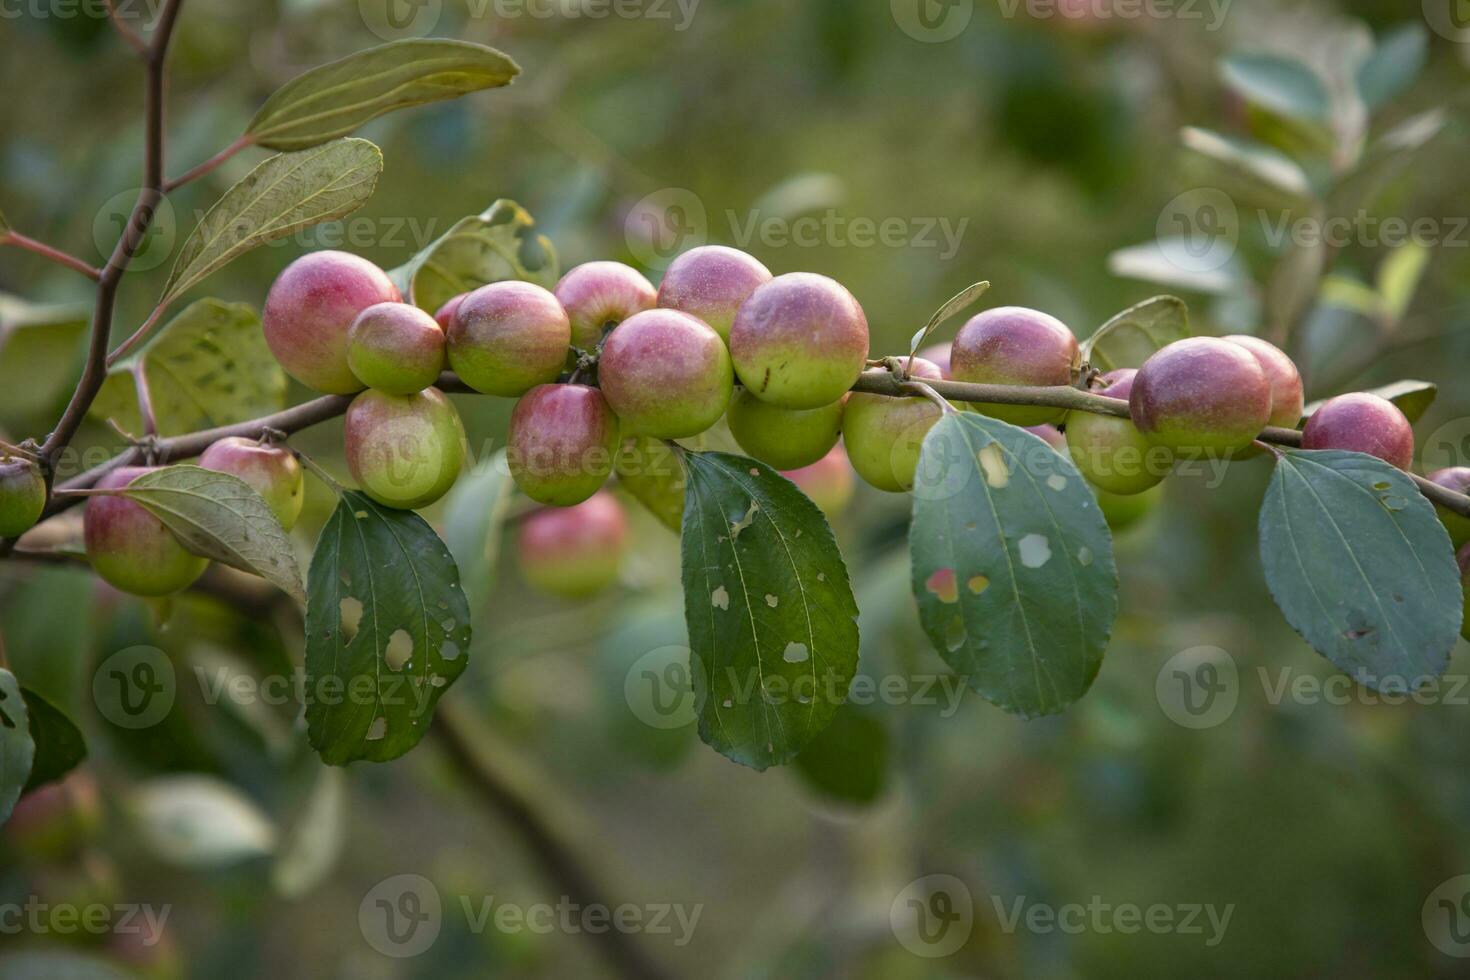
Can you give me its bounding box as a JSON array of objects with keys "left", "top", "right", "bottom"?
[
  {"left": 293, "top": 449, "right": 346, "bottom": 495},
  {"left": 900, "top": 379, "right": 957, "bottom": 415},
  {"left": 0, "top": 440, "right": 39, "bottom": 462}
]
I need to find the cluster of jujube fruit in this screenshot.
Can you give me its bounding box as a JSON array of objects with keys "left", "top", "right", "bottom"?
[{"left": 2, "top": 239, "right": 1462, "bottom": 616}]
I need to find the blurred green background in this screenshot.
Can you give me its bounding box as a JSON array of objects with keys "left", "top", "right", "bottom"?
[{"left": 3, "top": 0, "right": 1470, "bottom": 977}]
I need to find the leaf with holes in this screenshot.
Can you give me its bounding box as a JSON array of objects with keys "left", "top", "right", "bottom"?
[
  {"left": 1081, "top": 296, "right": 1190, "bottom": 373},
  {"left": 21, "top": 688, "right": 85, "bottom": 795},
  {"left": 910, "top": 413, "right": 1118, "bottom": 717},
  {"left": 247, "top": 39, "right": 520, "bottom": 151},
  {"left": 0, "top": 669, "right": 35, "bottom": 825},
  {"left": 1302, "top": 380, "right": 1436, "bottom": 426},
  {"left": 158, "top": 139, "right": 382, "bottom": 310},
  {"left": 116, "top": 465, "right": 304, "bottom": 602},
  {"left": 389, "top": 199, "right": 558, "bottom": 314},
  {"left": 442, "top": 451, "right": 515, "bottom": 613},
  {"left": 91, "top": 300, "right": 284, "bottom": 437},
  {"left": 1259, "top": 450, "right": 1462, "bottom": 689},
  {"left": 907, "top": 281, "right": 989, "bottom": 357},
  {"left": 679, "top": 452, "right": 859, "bottom": 770},
  {"left": 616, "top": 437, "right": 687, "bottom": 532},
  {"left": 305, "top": 492, "right": 471, "bottom": 765}
]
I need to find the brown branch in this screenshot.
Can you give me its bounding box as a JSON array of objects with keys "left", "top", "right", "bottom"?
[
  {"left": 103, "top": 0, "right": 149, "bottom": 55},
  {"left": 0, "top": 232, "right": 102, "bottom": 280},
  {"left": 165, "top": 135, "right": 252, "bottom": 192}
]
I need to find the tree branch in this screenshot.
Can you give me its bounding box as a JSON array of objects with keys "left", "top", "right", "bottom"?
[
  {"left": 0, "top": 232, "right": 102, "bottom": 280},
  {"left": 165, "top": 135, "right": 251, "bottom": 192},
  {"left": 103, "top": 0, "right": 149, "bottom": 55}
]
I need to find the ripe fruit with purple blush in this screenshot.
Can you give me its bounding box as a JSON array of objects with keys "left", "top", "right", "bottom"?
[
  {"left": 448, "top": 281, "right": 571, "bottom": 397},
  {"left": 84, "top": 466, "right": 209, "bottom": 596},
  {"left": 344, "top": 387, "right": 466, "bottom": 509},
  {"left": 1221, "top": 335, "right": 1304, "bottom": 428},
  {"left": 434, "top": 292, "right": 470, "bottom": 332},
  {"left": 262, "top": 250, "right": 400, "bottom": 394},
  {"left": 598, "top": 309, "right": 733, "bottom": 439},
  {"left": 198, "top": 437, "right": 305, "bottom": 531},
  {"left": 917, "top": 342, "right": 953, "bottom": 379},
  {"left": 950, "top": 306, "right": 1079, "bottom": 425},
  {"left": 656, "top": 246, "right": 772, "bottom": 342},
  {"left": 1129, "top": 337, "right": 1271, "bottom": 456},
  {"left": 1300, "top": 392, "right": 1414, "bottom": 470},
  {"left": 1025, "top": 424, "right": 1065, "bottom": 452},
  {"left": 726, "top": 388, "right": 845, "bottom": 470},
  {"left": 730, "top": 272, "right": 869, "bottom": 409},
  {"left": 1427, "top": 467, "right": 1470, "bottom": 546},
  {"left": 0, "top": 456, "right": 46, "bottom": 539},
  {"left": 508, "top": 384, "right": 621, "bottom": 506},
  {"left": 1066, "top": 369, "right": 1171, "bottom": 495},
  {"left": 782, "top": 445, "right": 856, "bottom": 518},
  {"left": 346, "top": 302, "right": 446, "bottom": 395},
  {"left": 555, "top": 261, "right": 657, "bottom": 350},
  {"left": 841, "top": 356, "right": 945, "bottom": 493},
  {"left": 517, "top": 491, "right": 629, "bottom": 599}
]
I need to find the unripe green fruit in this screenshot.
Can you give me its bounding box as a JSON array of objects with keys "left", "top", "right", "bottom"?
[
  {"left": 842, "top": 357, "right": 945, "bottom": 493},
  {"left": 951, "top": 307, "right": 1079, "bottom": 425},
  {"left": 198, "top": 437, "right": 305, "bottom": 531},
  {"left": 781, "top": 445, "right": 855, "bottom": 518},
  {"left": 1300, "top": 392, "right": 1414, "bottom": 470},
  {"left": 657, "top": 246, "right": 772, "bottom": 342},
  {"left": 730, "top": 272, "right": 869, "bottom": 409},
  {"left": 448, "top": 281, "right": 571, "bottom": 397},
  {"left": 1097, "top": 482, "right": 1163, "bottom": 533},
  {"left": 555, "top": 261, "right": 657, "bottom": 350},
  {"left": 1427, "top": 467, "right": 1470, "bottom": 547},
  {"left": 517, "top": 492, "right": 629, "bottom": 599},
  {"left": 1065, "top": 369, "right": 1170, "bottom": 495},
  {"left": 508, "top": 384, "right": 621, "bottom": 506},
  {"left": 1222, "top": 335, "right": 1304, "bottom": 427},
  {"left": 262, "top": 250, "right": 400, "bottom": 394},
  {"left": 727, "top": 388, "right": 845, "bottom": 470},
  {"left": 0, "top": 456, "right": 46, "bottom": 539},
  {"left": 84, "top": 466, "right": 208, "bottom": 596},
  {"left": 4, "top": 772, "right": 101, "bottom": 864},
  {"left": 344, "top": 387, "right": 466, "bottom": 509},
  {"left": 347, "top": 302, "right": 446, "bottom": 395},
  {"left": 599, "top": 309, "right": 733, "bottom": 438},
  {"left": 1129, "top": 337, "right": 1272, "bottom": 456}
]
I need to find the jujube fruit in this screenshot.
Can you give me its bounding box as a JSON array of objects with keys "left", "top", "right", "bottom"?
[
  {"left": 434, "top": 292, "right": 470, "bottom": 332},
  {"left": 1221, "top": 335, "right": 1304, "bottom": 428},
  {"left": 0, "top": 456, "right": 46, "bottom": 539},
  {"left": 1299, "top": 392, "right": 1414, "bottom": 470},
  {"left": 782, "top": 445, "right": 856, "bottom": 518},
  {"left": 598, "top": 309, "right": 733, "bottom": 439},
  {"left": 1065, "top": 369, "right": 1170, "bottom": 495},
  {"left": 517, "top": 491, "right": 629, "bottom": 599},
  {"left": 730, "top": 272, "right": 869, "bottom": 409},
  {"left": 346, "top": 301, "right": 446, "bottom": 395},
  {"left": 508, "top": 384, "right": 621, "bottom": 506},
  {"left": 841, "top": 356, "right": 945, "bottom": 493},
  {"left": 657, "top": 246, "right": 772, "bottom": 342},
  {"left": 84, "top": 466, "right": 208, "bottom": 596},
  {"left": 917, "top": 342, "right": 953, "bottom": 379},
  {"left": 1426, "top": 467, "right": 1470, "bottom": 547},
  {"left": 726, "top": 388, "right": 844, "bottom": 470},
  {"left": 262, "top": 250, "right": 400, "bottom": 394},
  {"left": 344, "top": 387, "right": 467, "bottom": 509},
  {"left": 198, "top": 437, "right": 305, "bottom": 531},
  {"left": 950, "top": 306, "right": 1079, "bottom": 425},
  {"left": 1129, "top": 337, "right": 1271, "bottom": 456},
  {"left": 448, "top": 281, "right": 571, "bottom": 397},
  {"left": 555, "top": 261, "right": 657, "bottom": 351}
]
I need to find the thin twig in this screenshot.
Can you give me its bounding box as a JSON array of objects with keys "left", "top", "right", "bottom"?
[
  {"left": 0, "top": 232, "right": 102, "bottom": 280},
  {"left": 165, "top": 135, "right": 251, "bottom": 192},
  {"left": 131, "top": 361, "right": 158, "bottom": 437},
  {"left": 103, "top": 0, "right": 148, "bottom": 55}
]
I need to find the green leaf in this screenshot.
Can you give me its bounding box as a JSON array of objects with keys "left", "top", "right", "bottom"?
[
  {"left": 679, "top": 452, "right": 860, "bottom": 770},
  {"left": 128, "top": 775, "right": 277, "bottom": 868},
  {"left": 615, "top": 437, "right": 686, "bottom": 532},
  {"left": 443, "top": 450, "right": 515, "bottom": 612},
  {"left": 1376, "top": 242, "right": 1430, "bottom": 324},
  {"left": 1107, "top": 240, "right": 1246, "bottom": 296},
  {"left": 0, "top": 295, "right": 89, "bottom": 432},
  {"left": 1302, "top": 380, "right": 1436, "bottom": 426},
  {"left": 906, "top": 281, "right": 989, "bottom": 358},
  {"left": 1220, "top": 52, "right": 1331, "bottom": 122},
  {"left": 389, "top": 199, "right": 559, "bottom": 314},
  {"left": 270, "top": 765, "right": 345, "bottom": 898},
  {"left": 158, "top": 139, "right": 382, "bottom": 310},
  {"left": 1080, "top": 295, "right": 1190, "bottom": 372},
  {"left": 1259, "top": 450, "right": 1462, "bottom": 689},
  {"left": 20, "top": 688, "right": 85, "bottom": 794},
  {"left": 0, "top": 669, "right": 35, "bottom": 825},
  {"left": 792, "top": 703, "right": 889, "bottom": 805},
  {"left": 90, "top": 299, "right": 285, "bottom": 437},
  {"left": 1179, "top": 127, "right": 1313, "bottom": 198},
  {"left": 910, "top": 414, "right": 1118, "bottom": 717},
  {"left": 1357, "top": 24, "right": 1428, "bottom": 109},
  {"left": 117, "top": 465, "right": 305, "bottom": 603},
  {"left": 247, "top": 39, "right": 520, "bottom": 151},
  {"left": 305, "top": 491, "right": 471, "bottom": 764}
]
